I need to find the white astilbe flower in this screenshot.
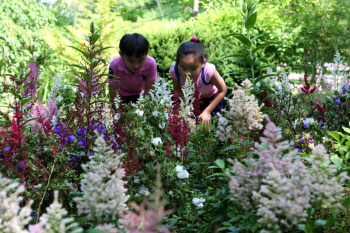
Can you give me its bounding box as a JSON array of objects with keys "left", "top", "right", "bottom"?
[
  {"left": 179, "top": 75, "right": 195, "bottom": 118},
  {"left": 149, "top": 76, "right": 173, "bottom": 105},
  {"left": 0, "top": 174, "right": 32, "bottom": 233},
  {"left": 37, "top": 191, "right": 82, "bottom": 233},
  {"left": 95, "top": 224, "right": 119, "bottom": 233},
  {"left": 282, "top": 71, "right": 291, "bottom": 92},
  {"left": 73, "top": 135, "right": 129, "bottom": 221},
  {"left": 47, "top": 73, "right": 63, "bottom": 100},
  {"left": 114, "top": 92, "right": 122, "bottom": 109},
  {"left": 227, "top": 121, "right": 349, "bottom": 232},
  {"left": 327, "top": 50, "right": 349, "bottom": 92},
  {"left": 216, "top": 79, "right": 263, "bottom": 139}
]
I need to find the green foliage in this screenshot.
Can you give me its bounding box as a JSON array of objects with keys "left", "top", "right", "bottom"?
[{"left": 0, "top": 0, "right": 65, "bottom": 99}]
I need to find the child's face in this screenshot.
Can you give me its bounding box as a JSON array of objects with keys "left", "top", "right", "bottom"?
[
  {"left": 120, "top": 52, "right": 148, "bottom": 74},
  {"left": 178, "top": 54, "right": 206, "bottom": 80}
]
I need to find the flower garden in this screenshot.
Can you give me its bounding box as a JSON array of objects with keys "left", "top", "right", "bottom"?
[{"left": 1, "top": 1, "right": 350, "bottom": 233}]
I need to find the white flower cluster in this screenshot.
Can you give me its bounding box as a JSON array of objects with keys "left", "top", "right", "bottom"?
[
  {"left": 0, "top": 174, "right": 82, "bottom": 233},
  {"left": 282, "top": 71, "right": 291, "bottom": 92},
  {"left": 32, "top": 191, "right": 82, "bottom": 233},
  {"left": 149, "top": 76, "right": 173, "bottom": 105},
  {"left": 227, "top": 121, "right": 349, "bottom": 232},
  {"left": 327, "top": 50, "right": 349, "bottom": 92},
  {"left": 216, "top": 79, "right": 264, "bottom": 140},
  {"left": 47, "top": 73, "right": 63, "bottom": 100},
  {"left": 192, "top": 198, "right": 205, "bottom": 209},
  {"left": 175, "top": 165, "right": 189, "bottom": 179},
  {"left": 0, "top": 174, "right": 32, "bottom": 233},
  {"left": 179, "top": 75, "right": 195, "bottom": 118},
  {"left": 73, "top": 135, "right": 130, "bottom": 222}
]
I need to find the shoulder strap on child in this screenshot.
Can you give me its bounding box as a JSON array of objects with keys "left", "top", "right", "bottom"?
[
  {"left": 201, "top": 62, "right": 211, "bottom": 85},
  {"left": 174, "top": 64, "right": 181, "bottom": 84}
]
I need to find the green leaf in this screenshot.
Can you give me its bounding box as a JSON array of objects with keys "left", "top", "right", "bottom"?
[
  {"left": 247, "top": 56, "right": 256, "bottom": 67},
  {"left": 76, "top": 72, "right": 90, "bottom": 83},
  {"left": 228, "top": 33, "right": 251, "bottom": 48},
  {"left": 215, "top": 159, "right": 225, "bottom": 169},
  {"left": 93, "top": 46, "right": 114, "bottom": 56},
  {"left": 21, "top": 97, "right": 32, "bottom": 107},
  {"left": 69, "top": 64, "right": 85, "bottom": 70},
  {"left": 252, "top": 41, "right": 281, "bottom": 54},
  {"left": 342, "top": 197, "right": 350, "bottom": 208},
  {"left": 330, "top": 154, "right": 343, "bottom": 169},
  {"left": 245, "top": 12, "right": 257, "bottom": 31},
  {"left": 251, "top": 33, "right": 265, "bottom": 43},
  {"left": 68, "top": 46, "right": 88, "bottom": 57},
  {"left": 224, "top": 145, "right": 238, "bottom": 151},
  {"left": 23, "top": 117, "right": 41, "bottom": 125},
  {"left": 91, "top": 34, "right": 100, "bottom": 44},
  {"left": 86, "top": 229, "right": 104, "bottom": 233},
  {"left": 222, "top": 54, "right": 246, "bottom": 59},
  {"left": 328, "top": 131, "right": 340, "bottom": 142},
  {"left": 23, "top": 81, "right": 39, "bottom": 90},
  {"left": 93, "top": 27, "right": 105, "bottom": 35},
  {"left": 83, "top": 35, "right": 90, "bottom": 41},
  {"left": 342, "top": 126, "right": 350, "bottom": 135}
]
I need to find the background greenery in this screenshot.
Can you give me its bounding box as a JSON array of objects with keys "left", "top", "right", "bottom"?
[{"left": 1, "top": 0, "right": 350, "bottom": 98}]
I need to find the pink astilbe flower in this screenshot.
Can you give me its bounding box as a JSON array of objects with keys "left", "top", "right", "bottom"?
[
  {"left": 119, "top": 201, "right": 169, "bottom": 233},
  {"left": 23, "top": 62, "right": 40, "bottom": 98},
  {"left": 227, "top": 120, "right": 349, "bottom": 232},
  {"left": 216, "top": 79, "right": 264, "bottom": 141},
  {"left": 28, "top": 97, "right": 58, "bottom": 133}
]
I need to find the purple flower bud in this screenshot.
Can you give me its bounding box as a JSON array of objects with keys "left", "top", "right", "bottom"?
[
  {"left": 18, "top": 162, "right": 27, "bottom": 172},
  {"left": 65, "top": 134, "right": 75, "bottom": 144},
  {"left": 68, "top": 158, "right": 72, "bottom": 163},
  {"left": 294, "top": 147, "right": 302, "bottom": 153},
  {"left": 302, "top": 122, "right": 309, "bottom": 129},
  {"left": 4, "top": 146, "right": 11, "bottom": 154},
  {"left": 0, "top": 152, "right": 4, "bottom": 159},
  {"left": 77, "top": 127, "right": 86, "bottom": 137},
  {"left": 73, "top": 155, "right": 82, "bottom": 162},
  {"left": 30, "top": 211, "right": 37, "bottom": 217},
  {"left": 334, "top": 98, "right": 340, "bottom": 105},
  {"left": 53, "top": 123, "right": 65, "bottom": 137},
  {"left": 299, "top": 135, "right": 304, "bottom": 144},
  {"left": 98, "top": 123, "right": 105, "bottom": 134},
  {"left": 77, "top": 138, "right": 86, "bottom": 148}
]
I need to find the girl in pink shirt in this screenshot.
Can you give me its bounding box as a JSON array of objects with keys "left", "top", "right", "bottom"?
[
  {"left": 108, "top": 33, "right": 157, "bottom": 108},
  {"left": 169, "top": 36, "right": 227, "bottom": 124}
]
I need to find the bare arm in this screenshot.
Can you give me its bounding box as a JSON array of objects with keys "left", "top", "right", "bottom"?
[
  {"left": 172, "top": 79, "right": 185, "bottom": 102},
  {"left": 200, "top": 70, "right": 227, "bottom": 124},
  {"left": 109, "top": 84, "right": 119, "bottom": 112},
  {"left": 144, "top": 81, "right": 155, "bottom": 98}
]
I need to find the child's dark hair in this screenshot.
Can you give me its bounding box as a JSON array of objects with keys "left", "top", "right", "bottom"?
[
  {"left": 119, "top": 33, "right": 149, "bottom": 57},
  {"left": 176, "top": 37, "right": 208, "bottom": 64}
]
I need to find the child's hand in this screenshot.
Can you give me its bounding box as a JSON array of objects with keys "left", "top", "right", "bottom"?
[{"left": 199, "top": 111, "right": 211, "bottom": 125}]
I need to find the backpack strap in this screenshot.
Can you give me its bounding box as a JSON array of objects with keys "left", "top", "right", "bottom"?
[
  {"left": 174, "top": 64, "right": 181, "bottom": 84},
  {"left": 201, "top": 62, "right": 211, "bottom": 85}
]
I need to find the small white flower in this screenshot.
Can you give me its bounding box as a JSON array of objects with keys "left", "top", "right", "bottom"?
[
  {"left": 151, "top": 137, "right": 162, "bottom": 146},
  {"left": 159, "top": 122, "right": 166, "bottom": 129},
  {"left": 177, "top": 170, "right": 189, "bottom": 179},
  {"left": 135, "top": 109, "right": 144, "bottom": 116},
  {"left": 192, "top": 197, "right": 205, "bottom": 208},
  {"left": 175, "top": 165, "right": 184, "bottom": 173},
  {"left": 164, "top": 112, "right": 169, "bottom": 120},
  {"left": 114, "top": 114, "right": 120, "bottom": 121},
  {"left": 31, "top": 184, "right": 42, "bottom": 189},
  {"left": 139, "top": 186, "right": 150, "bottom": 196},
  {"left": 134, "top": 178, "right": 140, "bottom": 184},
  {"left": 56, "top": 95, "right": 63, "bottom": 103},
  {"left": 152, "top": 111, "right": 159, "bottom": 117}
]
